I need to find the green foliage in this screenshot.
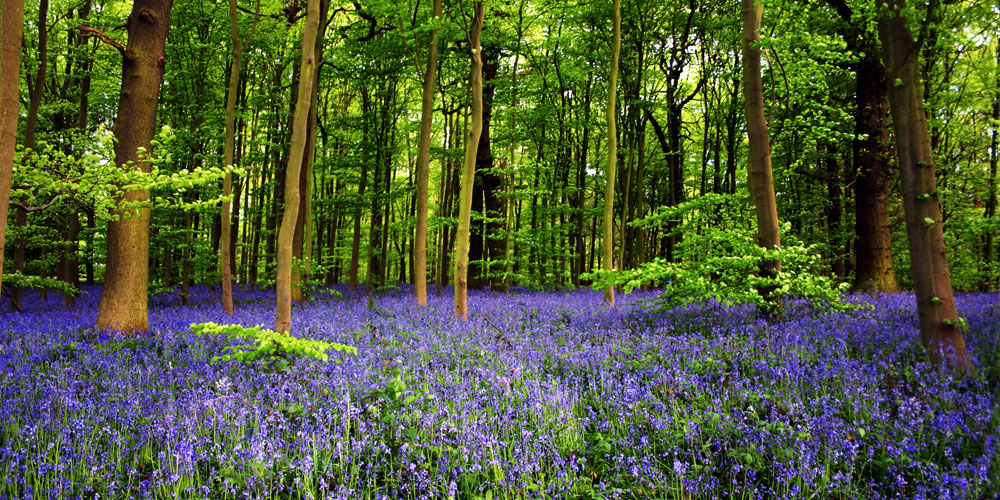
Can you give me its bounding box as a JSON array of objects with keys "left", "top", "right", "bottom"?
[
  {"left": 190, "top": 322, "right": 356, "bottom": 368},
  {"left": 13, "top": 126, "right": 233, "bottom": 220},
  {"left": 2, "top": 272, "right": 80, "bottom": 297},
  {"left": 584, "top": 194, "right": 859, "bottom": 313}
]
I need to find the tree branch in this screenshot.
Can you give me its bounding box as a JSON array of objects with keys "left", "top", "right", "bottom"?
[
  {"left": 74, "top": 25, "right": 126, "bottom": 56},
  {"left": 9, "top": 198, "right": 59, "bottom": 213}
]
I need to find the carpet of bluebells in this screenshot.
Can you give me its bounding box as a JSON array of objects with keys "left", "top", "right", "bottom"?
[{"left": 0, "top": 285, "right": 998, "bottom": 500}]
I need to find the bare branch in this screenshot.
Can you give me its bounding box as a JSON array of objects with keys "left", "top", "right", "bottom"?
[
  {"left": 75, "top": 25, "right": 126, "bottom": 56},
  {"left": 9, "top": 198, "right": 59, "bottom": 213}
]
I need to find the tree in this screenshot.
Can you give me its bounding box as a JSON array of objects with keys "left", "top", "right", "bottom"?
[
  {"left": 877, "top": 0, "right": 968, "bottom": 368},
  {"left": 0, "top": 0, "right": 24, "bottom": 295},
  {"left": 220, "top": 0, "right": 259, "bottom": 315},
  {"left": 601, "top": 0, "right": 621, "bottom": 307},
  {"left": 454, "top": 1, "right": 485, "bottom": 320},
  {"left": 742, "top": 0, "right": 781, "bottom": 314},
  {"left": 986, "top": 41, "right": 999, "bottom": 292},
  {"left": 96, "top": 0, "right": 174, "bottom": 333},
  {"left": 414, "top": 0, "right": 443, "bottom": 307},
  {"left": 823, "top": 0, "right": 899, "bottom": 292},
  {"left": 275, "top": 0, "right": 320, "bottom": 333},
  {"left": 291, "top": 0, "right": 329, "bottom": 303}
]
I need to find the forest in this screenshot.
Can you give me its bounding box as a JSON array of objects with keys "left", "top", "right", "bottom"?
[{"left": 0, "top": 0, "right": 998, "bottom": 498}]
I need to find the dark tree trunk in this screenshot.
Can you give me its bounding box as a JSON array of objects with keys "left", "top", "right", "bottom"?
[
  {"left": 825, "top": 150, "right": 847, "bottom": 278},
  {"left": 349, "top": 90, "right": 372, "bottom": 291},
  {"left": 983, "top": 43, "right": 998, "bottom": 291},
  {"left": 853, "top": 56, "right": 899, "bottom": 292},
  {"left": 469, "top": 42, "right": 503, "bottom": 290},
  {"left": 63, "top": 210, "right": 80, "bottom": 307}
]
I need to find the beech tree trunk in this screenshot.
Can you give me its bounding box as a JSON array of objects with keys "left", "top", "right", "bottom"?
[
  {"left": 414, "top": 0, "right": 442, "bottom": 306},
  {"left": 275, "top": 0, "right": 319, "bottom": 333},
  {"left": 96, "top": 0, "right": 173, "bottom": 333},
  {"left": 63, "top": 212, "right": 79, "bottom": 307},
  {"left": 469, "top": 43, "right": 503, "bottom": 290},
  {"left": 454, "top": 2, "right": 484, "bottom": 320},
  {"left": 292, "top": 0, "right": 327, "bottom": 303},
  {"left": 11, "top": 0, "right": 50, "bottom": 308},
  {"left": 853, "top": 55, "right": 899, "bottom": 292},
  {"left": 877, "top": 0, "right": 968, "bottom": 369},
  {"left": 220, "top": 0, "right": 249, "bottom": 315},
  {"left": 983, "top": 42, "right": 998, "bottom": 292},
  {"left": 742, "top": 0, "right": 781, "bottom": 314},
  {"left": 350, "top": 89, "right": 374, "bottom": 292},
  {"left": 62, "top": 0, "right": 92, "bottom": 308},
  {"left": 601, "top": 0, "right": 621, "bottom": 306},
  {"left": 0, "top": 0, "right": 22, "bottom": 295}
]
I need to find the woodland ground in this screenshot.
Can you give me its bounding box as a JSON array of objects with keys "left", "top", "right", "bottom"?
[{"left": 0, "top": 286, "right": 997, "bottom": 499}]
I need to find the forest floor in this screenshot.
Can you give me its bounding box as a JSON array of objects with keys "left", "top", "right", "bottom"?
[{"left": 0, "top": 285, "right": 997, "bottom": 499}]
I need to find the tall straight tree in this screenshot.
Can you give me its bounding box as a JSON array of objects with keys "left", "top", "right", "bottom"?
[
  {"left": 741, "top": 0, "right": 781, "bottom": 313},
  {"left": 454, "top": 1, "right": 485, "bottom": 320},
  {"left": 275, "top": 0, "right": 319, "bottom": 333},
  {"left": 823, "top": 0, "right": 899, "bottom": 292},
  {"left": 877, "top": 0, "right": 968, "bottom": 368},
  {"left": 220, "top": 0, "right": 258, "bottom": 315},
  {"left": 292, "top": 0, "right": 329, "bottom": 303},
  {"left": 984, "top": 41, "right": 999, "bottom": 292},
  {"left": 96, "top": 0, "right": 173, "bottom": 333},
  {"left": 10, "top": 0, "right": 50, "bottom": 308},
  {"left": 601, "top": 0, "right": 621, "bottom": 307},
  {"left": 0, "top": 0, "right": 24, "bottom": 294},
  {"left": 414, "top": 0, "right": 443, "bottom": 307}
]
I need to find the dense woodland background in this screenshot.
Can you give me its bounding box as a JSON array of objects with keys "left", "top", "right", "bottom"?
[{"left": 0, "top": 0, "right": 997, "bottom": 313}]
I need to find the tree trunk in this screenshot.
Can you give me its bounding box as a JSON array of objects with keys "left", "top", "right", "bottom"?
[
  {"left": 220, "top": 0, "right": 247, "bottom": 315},
  {"left": 853, "top": 55, "right": 898, "bottom": 292},
  {"left": 62, "top": 0, "right": 92, "bottom": 308},
  {"left": 275, "top": 0, "right": 319, "bottom": 333},
  {"left": 414, "top": 0, "right": 442, "bottom": 306},
  {"left": 24, "top": 0, "right": 48, "bottom": 149},
  {"left": 877, "top": 0, "right": 968, "bottom": 369},
  {"left": 349, "top": 89, "right": 372, "bottom": 291},
  {"left": 983, "top": 42, "right": 998, "bottom": 292},
  {"left": 181, "top": 210, "right": 192, "bottom": 305},
  {"left": 470, "top": 43, "right": 503, "bottom": 290},
  {"left": 454, "top": 2, "right": 484, "bottom": 320},
  {"left": 11, "top": 0, "right": 50, "bottom": 308},
  {"left": 0, "top": 0, "right": 24, "bottom": 295},
  {"left": 601, "top": 0, "right": 621, "bottom": 306},
  {"left": 825, "top": 150, "right": 847, "bottom": 278},
  {"left": 742, "top": 0, "right": 781, "bottom": 315},
  {"left": 63, "top": 211, "right": 80, "bottom": 307},
  {"left": 96, "top": 0, "right": 173, "bottom": 333},
  {"left": 437, "top": 109, "right": 455, "bottom": 295},
  {"left": 292, "top": 1, "right": 326, "bottom": 302}
]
